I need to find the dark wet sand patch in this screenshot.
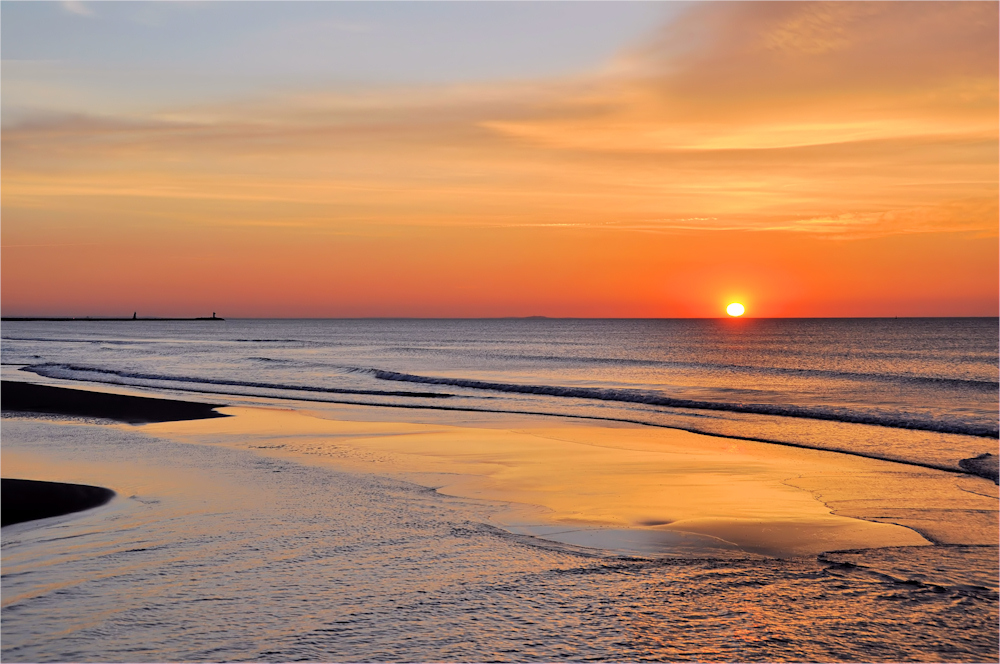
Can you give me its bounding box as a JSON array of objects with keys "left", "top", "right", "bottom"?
[
  {"left": 1, "top": 380, "right": 227, "bottom": 424},
  {"left": 959, "top": 453, "right": 999, "bottom": 484},
  {"left": 2, "top": 478, "right": 115, "bottom": 527}
]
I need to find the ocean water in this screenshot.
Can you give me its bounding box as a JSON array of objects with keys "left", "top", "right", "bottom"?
[
  {"left": 3, "top": 318, "right": 997, "bottom": 469},
  {"left": 2, "top": 318, "right": 998, "bottom": 661}
]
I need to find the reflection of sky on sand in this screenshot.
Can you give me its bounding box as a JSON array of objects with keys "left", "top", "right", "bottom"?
[
  {"left": 3, "top": 408, "right": 997, "bottom": 661},
  {"left": 140, "top": 404, "right": 955, "bottom": 557}
]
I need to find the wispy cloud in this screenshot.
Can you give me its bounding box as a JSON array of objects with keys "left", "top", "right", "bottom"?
[
  {"left": 60, "top": 1, "right": 92, "bottom": 17},
  {"left": 3, "top": 2, "right": 996, "bottom": 241}
]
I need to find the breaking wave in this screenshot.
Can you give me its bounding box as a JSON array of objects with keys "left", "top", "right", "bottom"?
[
  {"left": 23, "top": 363, "right": 453, "bottom": 400},
  {"left": 358, "top": 368, "right": 999, "bottom": 438}
]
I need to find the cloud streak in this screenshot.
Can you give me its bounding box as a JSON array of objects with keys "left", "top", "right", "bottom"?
[{"left": 5, "top": 2, "right": 995, "bottom": 239}]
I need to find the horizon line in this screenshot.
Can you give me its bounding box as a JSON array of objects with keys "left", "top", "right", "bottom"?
[{"left": 3, "top": 315, "right": 998, "bottom": 321}]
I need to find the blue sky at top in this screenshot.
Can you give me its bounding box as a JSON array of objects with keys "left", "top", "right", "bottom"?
[{"left": 2, "top": 1, "right": 684, "bottom": 120}]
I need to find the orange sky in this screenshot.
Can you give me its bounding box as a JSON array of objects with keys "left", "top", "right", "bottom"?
[{"left": 2, "top": 2, "right": 997, "bottom": 317}]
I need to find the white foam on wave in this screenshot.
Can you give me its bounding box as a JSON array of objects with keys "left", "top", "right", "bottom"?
[{"left": 360, "top": 368, "right": 1000, "bottom": 438}]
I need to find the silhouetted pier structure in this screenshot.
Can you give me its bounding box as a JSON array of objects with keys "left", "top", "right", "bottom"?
[{"left": 2, "top": 313, "right": 225, "bottom": 322}]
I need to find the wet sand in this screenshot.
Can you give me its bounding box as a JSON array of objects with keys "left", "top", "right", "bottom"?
[
  {"left": 1, "top": 478, "right": 116, "bottom": 527},
  {"left": 1, "top": 380, "right": 225, "bottom": 527},
  {"left": 960, "top": 452, "right": 999, "bottom": 484},
  {"left": 4, "top": 381, "right": 995, "bottom": 557},
  {"left": 1, "top": 380, "right": 227, "bottom": 424},
  {"left": 5, "top": 412, "right": 995, "bottom": 662},
  {"left": 139, "top": 403, "right": 997, "bottom": 558}
]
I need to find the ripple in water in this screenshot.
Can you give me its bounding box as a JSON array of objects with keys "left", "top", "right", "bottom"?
[{"left": 1, "top": 419, "right": 996, "bottom": 662}]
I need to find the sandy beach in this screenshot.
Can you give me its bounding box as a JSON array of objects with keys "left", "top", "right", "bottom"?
[
  {"left": 1, "top": 381, "right": 225, "bottom": 528},
  {"left": 5, "top": 379, "right": 993, "bottom": 558},
  {"left": 144, "top": 402, "right": 997, "bottom": 558},
  {"left": 2, "top": 374, "right": 996, "bottom": 661}
]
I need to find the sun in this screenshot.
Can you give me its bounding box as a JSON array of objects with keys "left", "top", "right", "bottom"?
[{"left": 726, "top": 302, "right": 745, "bottom": 317}]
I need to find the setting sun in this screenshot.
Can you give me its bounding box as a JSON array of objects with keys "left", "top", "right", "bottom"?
[{"left": 727, "top": 303, "right": 745, "bottom": 317}]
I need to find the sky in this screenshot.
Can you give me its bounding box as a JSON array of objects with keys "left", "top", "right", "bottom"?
[{"left": 2, "top": 1, "right": 997, "bottom": 318}]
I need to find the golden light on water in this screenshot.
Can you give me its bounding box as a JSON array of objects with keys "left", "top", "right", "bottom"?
[{"left": 726, "top": 303, "right": 745, "bottom": 317}]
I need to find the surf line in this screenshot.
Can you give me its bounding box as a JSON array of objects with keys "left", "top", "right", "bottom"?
[
  {"left": 20, "top": 364, "right": 453, "bottom": 400},
  {"left": 24, "top": 363, "right": 997, "bottom": 439},
  {"left": 362, "top": 369, "right": 999, "bottom": 439},
  {"left": 25, "top": 376, "right": 980, "bottom": 480}
]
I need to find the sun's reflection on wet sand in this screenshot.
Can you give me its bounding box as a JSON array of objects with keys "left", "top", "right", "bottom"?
[
  {"left": 141, "top": 404, "right": 987, "bottom": 557},
  {"left": 2, "top": 408, "right": 997, "bottom": 661}
]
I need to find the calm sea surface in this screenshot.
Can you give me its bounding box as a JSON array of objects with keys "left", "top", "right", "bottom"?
[{"left": 2, "top": 318, "right": 997, "bottom": 661}]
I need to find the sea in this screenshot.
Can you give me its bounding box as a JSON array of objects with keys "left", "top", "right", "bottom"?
[{"left": 1, "top": 317, "right": 997, "bottom": 661}]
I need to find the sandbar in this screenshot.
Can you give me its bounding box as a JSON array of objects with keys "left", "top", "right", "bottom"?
[
  {"left": 1, "top": 478, "right": 115, "bottom": 527},
  {"left": 1, "top": 380, "right": 225, "bottom": 527},
  {"left": 1, "top": 380, "right": 227, "bottom": 424}
]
